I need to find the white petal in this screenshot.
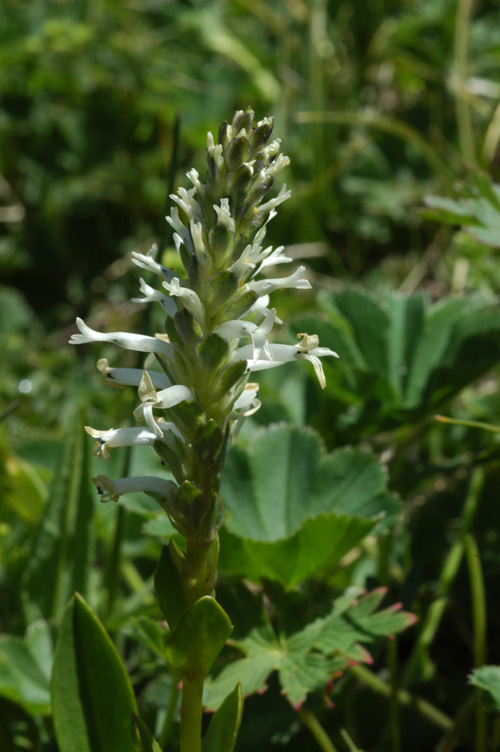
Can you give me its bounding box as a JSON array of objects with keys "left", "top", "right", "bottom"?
[
  {"left": 247, "top": 266, "right": 312, "bottom": 296},
  {"left": 162, "top": 278, "right": 204, "bottom": 320},
  {"left": 85, "top": 425, "right": 160, "bottom": 459},
  {"left": 97, "top": 360, "right": 171, "bottom": 389},
  {"left": 132, "top": 278, "right": 178, "bottom": 317},
  {"left": 69, "top": 318, "right": 174, "bottom": 358},
  {"left": 92, "top": 474, "right": 177, "bottom": 503},
  {"left": 131, "top": 251, "right": 176, "bottom": 282},
  {"left": 155, "top": 384, "right": 193, "bottom": 409}
]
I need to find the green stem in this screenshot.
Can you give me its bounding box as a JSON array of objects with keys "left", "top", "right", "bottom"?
[
  {"left": 352, "top": 665, "right": 453, "bottom": 731},
  {"left": 388, "top": 638, "right": 401, "bottom": 752},
  {"left": 454, "top": 0, "right": 477, "bottom": 164},
  {"left": 403, "top": 468, "right": 485, "bottom": 685},
  {"left": 465, "top": 534, "right": 488, "bottom": 752},
  {"left": 298, "top": 707, "right": 339, "bottom": 752},
  {"left": 180, "top": 675, "right": 204, "bottom": 752},
  {"left": 436, "top": 694, "right": 476, "bottom": 752}
]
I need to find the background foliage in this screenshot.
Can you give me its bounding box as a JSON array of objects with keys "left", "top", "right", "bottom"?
[{"left": 1, "top": 1, "right": 500, "bottom": 751}]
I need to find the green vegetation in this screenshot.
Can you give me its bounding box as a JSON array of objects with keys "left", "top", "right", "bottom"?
[{"left": 1, "top": 1, "right": 500, "bottom": 751}]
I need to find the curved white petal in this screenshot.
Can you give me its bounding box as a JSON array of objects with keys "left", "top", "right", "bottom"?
[{"left": 69, "top": 318, "right": 174, "bottom": 358}]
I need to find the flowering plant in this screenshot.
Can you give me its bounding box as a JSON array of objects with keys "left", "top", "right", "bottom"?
[{"left": 69, "top": 108, "right": 337, "bottom": 752}]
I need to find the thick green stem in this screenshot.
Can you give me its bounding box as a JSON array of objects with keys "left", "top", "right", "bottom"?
[{"left": 180, "top": 675, "right": 204, "bottom": 752}]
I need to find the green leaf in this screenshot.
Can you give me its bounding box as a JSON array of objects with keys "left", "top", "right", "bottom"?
[
  {"left": 0, "top": 624, "right": 52, "bottom": 715},
  {"left": 121, "top": 617, "right": 166, "bottom": 660},
  {"left": 220, "top": 513, "right": 376, "bottom": 589},
  {"left": 131, "top": 713, "right": 163, "bottom": 752},
  {"left": 154, "top": 543, "right": 187, "bottom": 630},
  {"left": 469, "top": 666, "right": 500, "bottom": 712},
  {"left": 21, "top": 407, "right": 95, "bottom": 621},
  {"left": 202, "top": 683, "right": 243, "bottom": 752},
  {"left": 166, "top": 597, "right": 232, "bottom": 679},
  {"left": 205, "top": 588, "right": 416, "bottom": 710},
  {"left": 52, "top": 593, "right": 137, "bottom": 752},
  {"left": 174, "top": 309, "right": 203, "bottom": 350},
  {"left": 219, "top": 424, "right": 396, "bottom": 587},
  {"left": 203, "top": 623, "right": 344, "bottom": 711}
]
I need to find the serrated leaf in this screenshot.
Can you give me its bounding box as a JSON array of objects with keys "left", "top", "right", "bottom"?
[
  {"left": 223, "top": 425, "right": 390, "bottom": 540},
  {"left": 219, "top": 513, "right": 376, "bottom": 588},
  {"left": 204, "top": 623, "right": 346, "bottom": 712},
  {"left": 52, "top": 594, "right": 137, "bottom": 752},
  {"left": 202, "top": 683, "right": 242, "bottom": 752},
  {"left": 166, "top": 597, "right": 233, "bottom": 679},
  {"left": 205, "top": 588, "right": 416, "bottom": 711},
  {"left": 469, "top": 665, "right": 500, "bottom": 712}
]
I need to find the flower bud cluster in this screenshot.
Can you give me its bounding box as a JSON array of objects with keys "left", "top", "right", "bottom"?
[{"left": 70, "top": 109, "right": 337, "bottom": 545}]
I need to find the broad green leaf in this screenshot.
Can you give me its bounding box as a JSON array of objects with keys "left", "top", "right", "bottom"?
[
  {"left": 166, "top": 597, "right": 233, "bottom": 679},
  {"left": 219, "top": 424, "right": 397, "bottom": 587},
  {"left": 314, "top": 288, "right": 500, "bottom": 428},
  {"left": 222, "top": 425, "right": 389, "bottom": 540},
  {"left": 219, "top": 513, "right": 376, "bottom": 589},
  {"left": 205, "top": 588, "right": 416, "bottom": 710},
  {"left": 21, "top": 408, "right": 95, "bottom": 621},
  {"left": 469, "top": 666, "right": 500, "bottom": 712},
  {"left": 202, "top": 683, "right": 243, "bottom": 752},
  {"left": 52, "top": 593, "right": 137, "bottom": 752},
  {"left": 131, "top": 713, "right": 163, "bottom": 752}
]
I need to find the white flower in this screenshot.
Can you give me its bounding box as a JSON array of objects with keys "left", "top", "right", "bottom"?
[
  {"left": 237, "top": 333, "right": 339, "bottom": 389},
  {"left": 162, "top": 277, "right": 204, "bottom": 321},
  {"left": 131, "top": 247, "right": 177, "bottom": 282},
  {"left": 132, "top": 278, "right": 178, "bottom": 316},
  {"left": 133, "top": 372, "right": 194, "bottom": 438},
  {"left": 96, "top": 359, "right": 171, "bottom": 390},
  {"left": 92, "top": 474, "right": 177, "bottom": 504},
  {"left": 246, "top": 266, "right": 312, "bottom": 296},
  {"left": 214, "top": 308, "right": 276, "bottom": 361},
  {"left": 214, "top": 199, "right": 236, "bottom": 232},
  {"left": 69, "top": 318, "right": 174, "bottom": 358},
  {"left": 255, "top": 183, "right": 291, "bottom": 215},
  {"left": 84, "top": 424, "right": 178, "bottom": 459}
]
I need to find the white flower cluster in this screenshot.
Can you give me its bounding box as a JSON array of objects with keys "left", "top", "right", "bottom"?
[{"left": 69, "top": 110, "right": 338, "bottom": 515}]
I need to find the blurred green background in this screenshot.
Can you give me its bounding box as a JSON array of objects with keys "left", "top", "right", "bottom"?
[{"left": 2, "top": 1, "right": 500, "bottom": 750}]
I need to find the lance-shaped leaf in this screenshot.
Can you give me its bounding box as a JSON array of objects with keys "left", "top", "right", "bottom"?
[
  {"left": 154, "top": 542, "right": 187, "bottom": 630},
  {"left": 131, "top": 713, "right": 163, "bottom": 752},
  {"left": 21, "top": 407, "right": 94, "bottom": 621},
  {"left": 166, "top": 597, "right": 233, "bottom": 679},
  {"left": 202, "top": 683, "right": 243, "bottom": 752},
  {"left": 52, "top": 594, "right": 137, "bottom": 752}
]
